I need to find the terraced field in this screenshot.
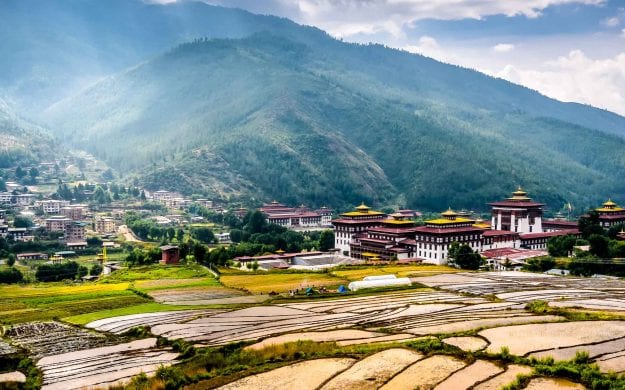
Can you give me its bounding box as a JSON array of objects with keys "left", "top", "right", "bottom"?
[
  {"left": 87, "top": 290, "right": 561, "bottom": 347},
  {"left": 38, "top": 338, "right": 178, "bottom": 390},
  {"left": 218, "top": 349, "right": 577, "bottom": 390}
]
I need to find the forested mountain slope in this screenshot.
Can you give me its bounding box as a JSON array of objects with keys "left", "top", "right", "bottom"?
[{"left": 43, "top": 34, "right": 625, "bottom": 210}]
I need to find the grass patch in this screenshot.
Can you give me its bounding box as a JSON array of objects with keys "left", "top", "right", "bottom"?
[
  {"left": 220, "top": 273, "right": 348, "bottom": 294},
  {"left": 102, "top": 264, "right": 214, "bottom": 282},
  {"left": 525, "top": 300, "right": 625, "bottom": 321},
  {"left": 134, "top": 277, "right": 221, "bottom": 292}
]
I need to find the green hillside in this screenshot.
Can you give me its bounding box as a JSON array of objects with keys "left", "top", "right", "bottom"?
[
  {"left": 0, "top": 98, "right": 58, "bottom": 168},
  {"left": 43, "top": 34, "right": 625, "bottom": 211}
]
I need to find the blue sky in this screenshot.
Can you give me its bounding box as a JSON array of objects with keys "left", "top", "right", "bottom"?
[{"left": 190, "top": 0, "right": 625, "bottom": 116}]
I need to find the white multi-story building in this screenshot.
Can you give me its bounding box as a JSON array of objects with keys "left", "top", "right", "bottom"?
[{"left": 36, "top": 200, "right": 70, "bottom": 214}]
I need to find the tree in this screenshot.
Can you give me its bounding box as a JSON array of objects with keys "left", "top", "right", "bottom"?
[
  {"left": 0, "top": 267, "right": 23, "bottom": 284},
  {"left": 191, "top": 227, "right": 215, "bottom": 243},
  {"left": 77, "top": 265, "right": 89, "bottom": 279},
  {"left": 13, "top": 216, "right": 33, "bottom": 228},
  {"left": 448, "top": 241, "right": 461, "bottom": 263},
  {"left": 245, "top": 211, "right": 267, "bottom": 234},
  {"left": 91, "top": 263, "right": 103, "bottom": 276},
  {"left": 319, "top": 230, "right": 335, "bottom": 251},
  {"left": 7, "top": 253, "right": 16, "bottom": 267},
  {"left": 547, "top": 235, "right": 577, "bottom": 257},
  {"left": 229, "top": 229, "right": 244, "bottom": 243},
  {"left": 589, "top": 234, "right": 610, "bottom": 258},
  {"left": 36, "top": 261, "right": 80, "bottom": 282},
  {"left": 15, "top": 166, "right": 26, "bottom": 179},
  {"left": 29, "top": 167, "right": 39, "bottom": 180},
  {"left": 176, "top": 228, "right": 184, "bottom": 242},
  {"left": 454, "top": 244, "right": 482, "bottom": 270},
  {"left": 193, "top": 244, "right": 207, "bottom": 263},
  {"left": 92, "top": 186, "right": 111, "bottom": 204},
  {"left": 578, "top": 211, "right": 604, "bottom": 239}
]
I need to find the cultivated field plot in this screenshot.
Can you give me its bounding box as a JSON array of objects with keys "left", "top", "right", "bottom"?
[
  {"left": 219, "top": 273, "right": 348, "bottom": 294},
  {"left": 86, "top": 309, "right": 225, "bottom": 334},
  {"left": 90, "top": 290, "right": 560, "bottom": 347},
  {"left": 147, "top": 286, "right": 256, "bottom": 305},
  {"left": 219, "top": 350, "right": 547, "bottom": 390},
  {"left": 38, "top": 338, "right": 178, "bottom": 390},
  {"left": 416, "top": 271, "right": 625, "bottom": 307},
  {"left": 0, "top": 282, "right": 148, "bottom": 324},
  {"left": 330, "top": 265, "right": 459, "bottom": 281},
  {"left": 5, "top": 321, "right": 114, "bottom": 359},
  {"left": 480, "top": 321, "right": 625, "bottom": 373},
  {"left": 0, "top": 339, "right": 16, "bottom": 356}
]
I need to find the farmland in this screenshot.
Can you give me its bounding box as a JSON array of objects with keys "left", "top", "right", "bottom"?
[
  {"left": 330, "top": 264, "right": 459, "bottom": 281},
  {"left": 5, "top": 265, "right": 625, "bottom": 389},
  {"left": 219, "top": 272, "right": 349, "bottom": 294}
]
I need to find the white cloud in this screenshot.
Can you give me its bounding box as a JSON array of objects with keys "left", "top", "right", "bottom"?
[
  {"left": 493, "top": 50, "right": 625, "bottom": 116},
  {"left": 621, "top": 28, "right": 625, "bottom": 37},
  {"left": 403, "top": 36, "right": 453, "bottom": 62},
  {"left": 602, "top": 16, "right": 620, "bottom": 27},
  {"left": 202, "top": 0, "right": 604, "bottom": 38},
  {"left": 493, "top": 43, "right": 515, "bottom": 52}
]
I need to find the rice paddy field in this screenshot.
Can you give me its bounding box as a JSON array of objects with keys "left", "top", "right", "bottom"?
[
  {"left": 330, "top": 264, "right": 459, "bottom": 281},
  {"left": 219, "top": 273, "right": 349, "bottom": 294},
  {"left": 6, "top": 266, "right": 625, "bottom": 389}
]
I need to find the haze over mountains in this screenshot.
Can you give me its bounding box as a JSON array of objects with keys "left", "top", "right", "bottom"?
[{"left": 2, "top": 0, "right": 625, "bottom": 211}]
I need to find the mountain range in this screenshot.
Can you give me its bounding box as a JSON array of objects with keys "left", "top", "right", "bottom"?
[{"left": 2, "top": 0, "right": 625, "bottom": 211}]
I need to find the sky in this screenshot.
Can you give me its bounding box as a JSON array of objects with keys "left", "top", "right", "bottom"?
[{"left": 187, "top": 0, "right": 625, "bottom": 116}]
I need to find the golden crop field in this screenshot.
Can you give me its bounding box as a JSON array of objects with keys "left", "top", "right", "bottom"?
[
  {"left": 220, "top": 273, "right": 349, "bottom": 294},
  {"left": 330, "top": 265, "right": 460, "bottom": 281},
  {"left": 0, "top": 282, "right": 147, "bottom": 324}
]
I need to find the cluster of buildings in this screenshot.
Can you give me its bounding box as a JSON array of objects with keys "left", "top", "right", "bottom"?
[
  {"left": 259, "top": 201, "right": 333, "bottom": 229},
  {"left": 150, "top": 190, "right": 213, "bottom": 210},
  {"left": 331, "top": 187, "right": 616, "bottom": 265}
]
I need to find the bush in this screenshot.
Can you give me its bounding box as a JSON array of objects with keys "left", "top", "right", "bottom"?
[
  {"left": 0, "top": 267, "right": 23, "bottom": 284},
  {"left": 91, "top": 263, "right": 103, "bottom": 276},
  {"left": 35, "top": 261, "right": 79, "bottom": 282}
]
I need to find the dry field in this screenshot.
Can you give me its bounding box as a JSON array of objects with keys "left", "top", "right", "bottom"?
[
  {"left": 481, "top": 321, "right": 625, "bottom": 356},
  {"left": 218, "top": 358, "right": 356, "bottom": 390},
  {"left": 416, "top": 271, "right": 625, "bottom": 305},
  {"left": 221, "top": 350, "right": 565, "bottom": 390}
]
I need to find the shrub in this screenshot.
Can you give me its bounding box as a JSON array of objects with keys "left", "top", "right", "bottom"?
[
  {"left": 0, "top": 267, "right": 23, "bottom": 284},
  {"left": 35, "top": 261, "right": 79, "bottom": 282}
]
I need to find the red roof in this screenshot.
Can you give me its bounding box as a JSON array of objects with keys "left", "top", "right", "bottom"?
[
  {"left": 543, "top": 220, "right": 579, "bottom": 227},
  {"left": 483, "top": 230, "right": 519, "bottom": 237},
  {"left": 368, "top": 226, "right": 419, "bottom": 234},
  {"left": 414, "top": 226, "right": 485, "bottom": 234},
  {"left": 359, "top": 237, "right": 395, "bottom": 245},
  {"left": 520, "top": 229, "right": 579, "bottom": 240},
  {"left": 482, "top": 247, "right": 547, "bottom": 260},
  {"left": 598, "top": 214, "right": 625, "bottom": 220},
  {"left": 331, "top": 219, "right": 384, "bottom": 225},
  {"left": 489, "top": 201, "right": 544, "bottom": 207},
  {"left": 268, "top": 212, "right": 321, "bottom": 219}
]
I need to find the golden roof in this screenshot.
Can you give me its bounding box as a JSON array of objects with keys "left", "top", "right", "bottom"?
[
  {"left": 441, "top": 207, "right": 458, "bottom": 217},
  {"left": 426, "top": 217, "right": 475, "bottom": 225},
  {"left": 340, "top": 203, "right": 385, "bottom": 217},
  {"left": 596, "top": 198, "right": 624, "bottom": 212},
  {"left": 507, "top": 186, "right": 531, "bottom": 202}
]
